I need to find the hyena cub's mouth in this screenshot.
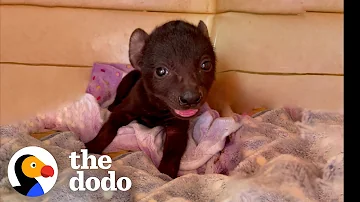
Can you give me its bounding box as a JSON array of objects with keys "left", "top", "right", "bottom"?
[{"left": 174, "top": 109, "right": 199, "bottom": 118}]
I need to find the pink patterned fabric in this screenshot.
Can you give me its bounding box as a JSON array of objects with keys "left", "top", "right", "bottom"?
[{"left": 86, "top": 62, "right": 134, "bottom": 108}]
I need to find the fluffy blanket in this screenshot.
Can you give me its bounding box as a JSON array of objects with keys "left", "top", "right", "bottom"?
[{"left": 0, "top": 63, "right": 343, "bottom": 202}]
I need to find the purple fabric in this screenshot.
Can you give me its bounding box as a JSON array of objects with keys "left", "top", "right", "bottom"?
[{"left": 86, "top": 63, "right": 134, "bottom": 108}]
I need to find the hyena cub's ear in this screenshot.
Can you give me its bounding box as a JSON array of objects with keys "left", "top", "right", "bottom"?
[
  {"left": 197, "top": 20, "right": 209, "bottom": 38},
  {"left": 129, "top": 28, "right": 149, "bottom": 70}
]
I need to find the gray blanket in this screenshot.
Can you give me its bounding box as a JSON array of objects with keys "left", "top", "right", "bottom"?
[{"left": 0, "top": 107, "right": 343, "bottom": 202}]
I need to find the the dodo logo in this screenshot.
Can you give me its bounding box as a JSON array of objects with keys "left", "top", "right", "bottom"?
[{"left": 8, "top": 146, "right": 58, "bottom": 197}]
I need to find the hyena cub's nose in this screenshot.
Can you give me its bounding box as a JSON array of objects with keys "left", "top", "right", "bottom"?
[{"left": 179, "top": 90, "right": 202, "bottom": 105}]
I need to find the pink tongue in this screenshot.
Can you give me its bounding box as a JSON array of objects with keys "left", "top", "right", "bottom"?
[{"left": 174, "top": 109, "right": 199, "bottom": 117}]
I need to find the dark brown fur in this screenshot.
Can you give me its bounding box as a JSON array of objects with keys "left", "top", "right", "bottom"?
[{"left": 85, "top": 20, "right": 216, "bottom": 178}]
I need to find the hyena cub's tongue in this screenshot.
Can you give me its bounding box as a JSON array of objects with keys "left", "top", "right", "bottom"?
[{"left": 174, "top": 109, "right": 199, "bottom": 117}]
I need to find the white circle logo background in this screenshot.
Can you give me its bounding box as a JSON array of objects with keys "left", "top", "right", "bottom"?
[{"left": 8, "top": 146, "right": 58, "bottom": 195}]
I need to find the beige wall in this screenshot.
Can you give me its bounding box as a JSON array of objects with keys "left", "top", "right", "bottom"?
[{"left": 0, "top": 1, "right": 343, "bottom": 124}]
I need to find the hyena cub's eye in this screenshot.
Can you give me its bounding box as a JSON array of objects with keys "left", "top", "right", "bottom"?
[
  {"left": 201, "top": 60, "right": 212, "bottom": 72},
  {"left": 155, "top": 67, "right": 169, "bottom": 78}
]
